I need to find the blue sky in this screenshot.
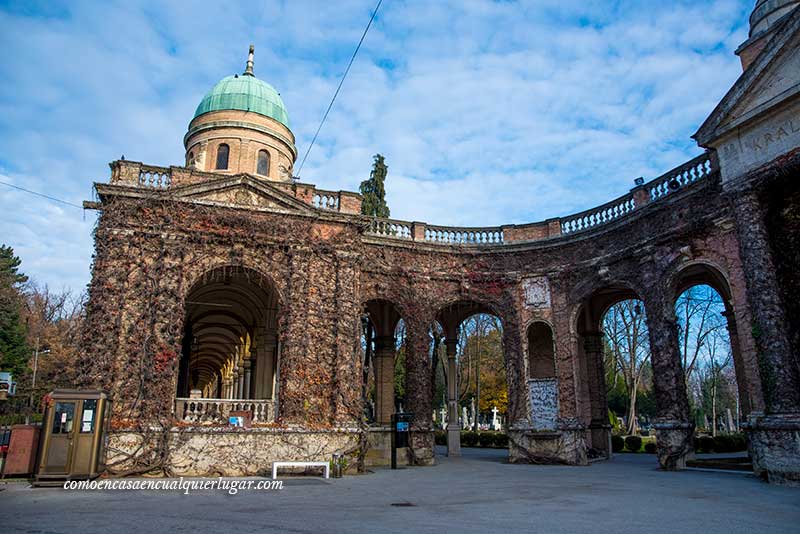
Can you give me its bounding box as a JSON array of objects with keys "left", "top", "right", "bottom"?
[{"left": 0, "top": 0, "right": 753, "bottom": 292}]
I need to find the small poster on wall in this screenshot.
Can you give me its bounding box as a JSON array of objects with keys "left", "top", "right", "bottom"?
[
  {"left": 229, "top": 416, "right": 244, "bottom": 427},
  {"left": 528, "top": 378, "right": 558, "bottom": 430}
]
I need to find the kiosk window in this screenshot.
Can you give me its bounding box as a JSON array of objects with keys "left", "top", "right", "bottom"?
[
  {"left": 81, "top": 399, "right": 97, "bottom": 433},
  {"left": 53, "top": 402, "right": 75, "bottom": 434}
]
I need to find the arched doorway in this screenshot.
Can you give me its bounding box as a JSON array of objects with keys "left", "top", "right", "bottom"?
[
  {"left": 671, "top": 263, "right": 755, "bottom": 418},
  {"left": 576, "top": 285, "right": 644, "bottom": 458},
  {"left": 362, "top": 299, "right": 404, "bottom": 426},
  {"left": 176, "top": 266, "right": 280, "bottom": 423},
  {"left": 671, "top": 263, "right": 753, "bottom": 459}
]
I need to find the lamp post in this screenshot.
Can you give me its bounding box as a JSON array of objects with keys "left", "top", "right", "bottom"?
[{"left": 26, "top": 337, "right": 50, "bottom": 424}]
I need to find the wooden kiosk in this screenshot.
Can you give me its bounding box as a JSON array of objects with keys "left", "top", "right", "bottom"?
[{"left": 35, "top": 390, "right": 110, "bottom": 486}]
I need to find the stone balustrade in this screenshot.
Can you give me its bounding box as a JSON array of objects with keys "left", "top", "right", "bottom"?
[
  {"left": 425, "top": 225, "right": 504, "bottom": 245},
  {"left": 648, "top": 153, "right": 715, "bottom": 201},
  {"left": 175, "top": 398, "right": 276, "bottom": 424},
  {"left": 137, "top": 165, "right": 172, "bottom": 189},
  {"left": 368, "top": 218, "right": 413, "bottom": 240},
  {"left": 107, "top": 159, "right": 363, "bottom": 214},
  {"left": 108, "top": 152, "right": 717, "bottom": 247},
  {"left": 363, "top": 152, "right": 717, "bottom": 245},
  {"left": 560, "top": 194, "right": 636, "bottom": 234},
  {"left": 312, "top": 190, "right": 341, "bottom": 211}
]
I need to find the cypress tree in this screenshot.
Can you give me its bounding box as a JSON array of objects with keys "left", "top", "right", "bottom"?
[{"left": 359, "top": 154, "right": 390, "bottom": 218}]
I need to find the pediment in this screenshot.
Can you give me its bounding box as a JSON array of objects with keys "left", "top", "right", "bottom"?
[
  {"left": 694, "top": 9, "right": 800, "bottom": 146},
  {"left": 724, "top": 35, "right": 800, "bottom": 130},
  {"left": 172, "top": 175, "right": 315, "bottom": 214}
]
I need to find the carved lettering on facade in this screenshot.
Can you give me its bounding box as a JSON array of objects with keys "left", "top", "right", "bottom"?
[
  {"left": 523, "top": 276, "right": 551, "bottom": 309},
  {"left": 528, "top": 378, "right": 558, "bottom": 430},
  {"left": 744, "top": 117, "right": 800, "bottom": 153},
  {"left": 717, "top": 105, "right": 800, "bottom": 183}
]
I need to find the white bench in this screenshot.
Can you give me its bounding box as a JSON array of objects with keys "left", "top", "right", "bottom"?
[{"left": 271, "top": 461, "right": 330, "bottom": 479}]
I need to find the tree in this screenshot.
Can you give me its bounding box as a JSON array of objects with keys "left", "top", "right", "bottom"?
[
  {"left": 675, "top": 285, "right": 727, "bottom": 387},
  {"left": 697, "top": 327, "right": 734, "bottom": 436},
  {"left": 604, "top": 300, "right": 650, "bottom": 435},
  {"left": 0, "top": 245, "right": 29, "bottom": 377},
  {"left": 457, "top": 314, "right": 507, "bottom": 424},
  {"left": 20, "top": 284, "right": 84, "bottom": 410},
  {"left": 674, "top": 284, "right": 739, "bottom": 432},
  {"left": 360, "top": 154, "right": 390, "bottom": 218}
]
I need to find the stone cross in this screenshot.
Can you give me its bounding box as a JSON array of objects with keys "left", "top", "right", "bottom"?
[
  {"left": 491, "top": 406, "right": 500, "bottom": 431},
  {"left": 470, "top": 398, "right": 476, "bottom": 428},
  {"left": 440, "top": 405, "right": 447, "bottom": 430}
]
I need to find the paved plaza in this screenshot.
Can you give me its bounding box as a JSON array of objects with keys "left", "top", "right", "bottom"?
[{"left": 2, "top": 447, "right": 798, "bottom": 534}]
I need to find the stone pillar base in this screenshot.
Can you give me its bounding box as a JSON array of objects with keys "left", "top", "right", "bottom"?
[
  {"left": 588, "top": 421, "right": 612, "bottom": 459},
  {"left": 746, "top": 413, "right": 800, "bottom": 486},
  {"left": 508, "top": 428, "right": 587, "bottom": 465},
  {"left": 654, "top": 420, "right": 694, "bottom": 470},
  {"left": 410, "top": 429, "right": 435, "bottom": 466},
  {"left": 365, "top": 427, "right": 413, "bottom": 467},
  {"left": 447, "top": 425, "right": 461, "bottom": 457}
]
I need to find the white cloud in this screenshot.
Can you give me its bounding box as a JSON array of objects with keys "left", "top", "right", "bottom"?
[{"left": 0, "top": 0, "right": 754, "bottom": 290}]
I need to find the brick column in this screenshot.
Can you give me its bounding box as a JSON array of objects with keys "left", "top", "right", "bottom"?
[
  {"left": 733, "top": 191, "right": 800, "bottom": 412},
  {"left": 643, "top": 287, "right": 694, "bottom": 470},
  {"left": 444, "top": 338, "right": 461, "bottom": 456},
  {"left": 733, "top": 190, "right": 800, "bottom": 484},
  {"left": 374, "top": 336, "right": 396, "bottom": 425},
  {"left": 404, "top": 315, "right": 435, "bottom": 465},
  {"left": 631, "top": 183, "right": 650, "bottom": 208},
  {"left": 584, "top": 332, "right": 611, "bottom": 455},
  {"left": 411, "top": 222, "right": 426, "bottom": 241}
]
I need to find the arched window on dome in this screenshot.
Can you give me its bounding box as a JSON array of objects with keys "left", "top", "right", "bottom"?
[
  {"left": 215, "top": 144, "right": 229, "bottom": 170},
  {"left": 256, "top": 150, "right": 270, "bottom": 176},
  {"left": 187, "top": 151, "right": 195, "bottom": 168}
]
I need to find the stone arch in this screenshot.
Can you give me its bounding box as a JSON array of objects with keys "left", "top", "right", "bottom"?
[
  {"left": 176, "top": 265, "right": 282, "bottom": 423},
  {"left": 574, "top": 283, "right": 645, "bottom": 458},
  {"left": 362, "top": 298, "right": 406, "bottom": 425},
  {"left": 185, "top": 263, "right": 285, "bottom": 308},
  {"left": 433, "top": 299, "right": 508, "bottom": 456}
]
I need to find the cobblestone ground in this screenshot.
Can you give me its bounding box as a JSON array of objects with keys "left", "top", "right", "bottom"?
[{"left": 1, "top": 447, "right": 798, "bottom": 534}]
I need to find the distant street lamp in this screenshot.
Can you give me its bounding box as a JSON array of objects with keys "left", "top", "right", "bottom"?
[{"left": 25, "top": 337, "right": 50, "bottom": 424}]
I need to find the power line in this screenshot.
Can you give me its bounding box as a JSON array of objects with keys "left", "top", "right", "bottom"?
[
  {"left": 296, "top": 0, "right": 384, "bottom": 177},
  {"left": 0, "top": 179, "right": 84, "bottom": 209}
]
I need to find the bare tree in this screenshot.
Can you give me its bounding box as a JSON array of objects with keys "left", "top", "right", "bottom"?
[
  {"left": 604, "top": 300, "right": 650, "bottom": 435},
  {"left": 675, "top": 285, "right": 726, "bottom": 386},
  {"left": 698, "top": 327, "right": 733, "bottom": 437}
]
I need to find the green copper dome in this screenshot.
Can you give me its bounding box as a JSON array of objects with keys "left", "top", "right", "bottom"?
[{"left": 193, "top": 73, "right": 290, "bottom": 128}]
